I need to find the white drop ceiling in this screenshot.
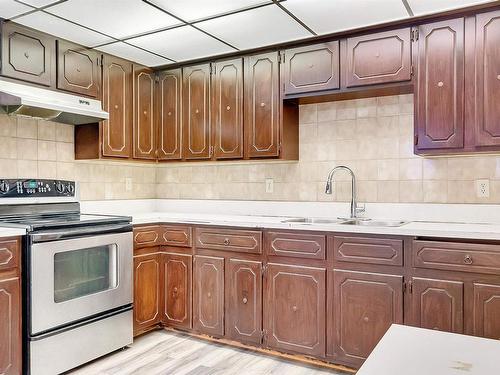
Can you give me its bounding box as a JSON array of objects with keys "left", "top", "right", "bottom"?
[{"left": 1, "top": 0, "right": 497, "bottom": 68}]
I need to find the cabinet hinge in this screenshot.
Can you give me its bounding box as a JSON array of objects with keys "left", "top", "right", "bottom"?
[
  {"left": 414, "top": 134, "right": 419, "bottom": 146},
  {"left": 410, "top": 65, "right": 414, "bottom": 77},
  {"left": 404, "top": 281, "right": 413, "bottom": 294},
  {"left": 261, "top": 329, "right": 267, "bottom": 342},
  {"left": 411, "top": 29, "right": 419, "bottom": 42},
  {"left": 278, "top": 51, "right": 284, "bottom": 64},
  {"left": 262, "top": 264, "right": 267, "bottom": 274},
  {"left": 209, "top": 64, "right": 214, "bottom": 75}
]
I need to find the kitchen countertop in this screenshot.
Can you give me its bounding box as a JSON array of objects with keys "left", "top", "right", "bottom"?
[
  {"left": 0, "top": 227, "right": 26, "bottom": 238},
  {"left": 132, "top": 212, "right": 500, "bottom": 241},
  {"left": 357, "top": 324, "right": 500, "bottom": 375}
]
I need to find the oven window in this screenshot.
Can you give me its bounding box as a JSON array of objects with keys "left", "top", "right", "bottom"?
[{"left": 54, "top": 244, "right": 118, "bottom": 303}]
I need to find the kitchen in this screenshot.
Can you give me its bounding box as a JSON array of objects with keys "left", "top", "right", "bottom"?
[{"left": 1, "top": 0, "right": 500, "bottom": 374}]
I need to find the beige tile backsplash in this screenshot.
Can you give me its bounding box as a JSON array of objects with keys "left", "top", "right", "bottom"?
[{"left": 2, "top": 93, "right": 500, "bottom": 203}]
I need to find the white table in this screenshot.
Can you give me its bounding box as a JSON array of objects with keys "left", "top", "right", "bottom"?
[{"left": 357, "top": 324, "right": 500, "bottom": 375}]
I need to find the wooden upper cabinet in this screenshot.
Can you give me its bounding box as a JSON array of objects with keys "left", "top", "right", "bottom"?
[
  {"left": 410, "top": 277, "right": 464, "bottom": 334},
  {"left": 1, "top": 22, "right": 55, "bottom": 86},
  {"left": 345, "top": 28, "right": 411, "bottom": 87},
  {"left": 415, "top": 18, "right": 465, "bottom": 151},
  {"left": 183, "top": 64, "right": 211, "bottom": 160},
  {"left": 475, "top": 10, "right": 500, "bottom": 147},
  {"left": 133, "top": 66, "right": 156, "bottom": 159},
  {"left": 282, "top": 42, "right": 340, "bottom": 95},
  {"left": 101, "top": 55, "right": 132, "bottom": 158},
  {"left": 157, "top": 69, "right": 182, "bottom": 160},
  {"left": 193, "top": 255, "right": 224, "bottom": 337},
  {"left": 56, "top": 40, "right": 100, "bottom": 97},
  {"left": 245, "top": 52, "right": 280, "bottom": 158},
  {"left": 212, "top": 58, "right": 244, "bottom": 159},
  {"left": 264, "top": 263, "right": 326, "bottom": 357},
  {"left": 162, "top": 253, "right": 192, "bottom": 329},
  {"left": 332, "top": 270, "right": 403, "bottom": 367},
  {"left": 226, "top": 259, "right": 262, "bottom": 345},
  {"left": 473, "top": 283, "right": 500, "bottom": 340}
]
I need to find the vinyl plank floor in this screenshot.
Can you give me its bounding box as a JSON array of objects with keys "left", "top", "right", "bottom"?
[{"left": 68, "top": 330, "right": 344, "bottom": 375}]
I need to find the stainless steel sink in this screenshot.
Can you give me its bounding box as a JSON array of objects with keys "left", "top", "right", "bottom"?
[
  {"left": 281, "top": 217, "right": 345, "bottom": 224},
  {"left": 341, "top": 219, "right": 408, "bottom": 227}
]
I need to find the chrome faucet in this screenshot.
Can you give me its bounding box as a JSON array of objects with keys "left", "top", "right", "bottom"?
[{"left": 325, "top": 166, "right": 365, "bottom": 219}]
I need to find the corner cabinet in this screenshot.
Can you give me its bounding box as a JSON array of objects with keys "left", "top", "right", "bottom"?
[
  {"left": 133, "top": 66, "right": 156, "bottom": 160},
  {"left": 183, "top": 64, "right": 212, "bottom": 160},
  {"left": 157, "top": 69, "right": 182, "bottom": 160}
]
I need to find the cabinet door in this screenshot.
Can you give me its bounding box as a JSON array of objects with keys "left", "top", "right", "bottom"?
[
  {"left": 157, "top": 69, "right": 182, "bottom": 160},
  {"left": 345, "top": 28, "right": 411, "bottom": 87},
  {"left": 133, "top": 67, "right": 156, "bottom": 159},
  {"left": 415, "top": 18, "right": 465, "bottom": 151},
  {"left": 475, "top": 11, "right": 500, "bottom": 146},
  {"left": 212, "top": 58, "right": 243, "bottom": 159},
  {"left": 193, "top": 255, "right": 224, "bottom": 337},
  {"left": 183, "top": 64, "right": 211, "bottom": 160},
  {"left": 133, "top": 252, "right": 161, "bottom": 334},
  {"left": 226, "top": 259, "right": 262, "bottom": 344},
  {"left": 332, "top": 270, "right": 403, "bottom": 367},
  {"left": 264, "top": 263, "right": 325, "bottom": 357},
  {"left": 1, "top": 22, "right": 55, "bottom": 86},
  {"left": 473, "top": 283, "right": 500, "bottom": 340},
  {"left": 283, "top": 42, "right": 340, "bottom": 95},
  {"left": 101, "top": 55, "right": 132, "bottom": 158},
  {"left": 411, "top": 277, "right": 464, "bottom": 333},
  {"left": 0, "top": 277, "right": 21, "bottom": 375},
  {"left": 57, "top": 40, "right": 100, "bottom": 97},
  {"left": 244, "top": 52, "right": 280, "bottom": 158},
  {"left": 162, "top": 253, "right": 192, "bottom": 329}
]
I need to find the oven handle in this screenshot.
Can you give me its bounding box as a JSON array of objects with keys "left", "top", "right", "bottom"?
[{"left": 30, "top": 222, "right": 133, "bottom": 242}]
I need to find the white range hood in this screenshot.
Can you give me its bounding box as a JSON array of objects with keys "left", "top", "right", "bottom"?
[{"left": 0, "top": 79, "right": 109, "bottom": 125}]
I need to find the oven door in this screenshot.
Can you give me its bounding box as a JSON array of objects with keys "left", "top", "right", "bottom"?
[{"left": 30, "top": 230, "right": 133, "bottom": 335}]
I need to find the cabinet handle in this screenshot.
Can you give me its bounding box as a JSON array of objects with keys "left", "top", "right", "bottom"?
[
  {"left": 363, "top": 316, "right": 369, "bottom": 323},
  {"left": 76, "top": 67, "right": 81, "bottom": 73},
  {"left": 292, "top": 306, "right": 298, "bottom": 312},
  {"left": 308, "top": 64, "right": 314, "bottom": 68},
  {"left": 114, "top": 104, "right": 119, "bottom": 109},
  {"left": 497, "top": 74, "right": 500, "bottom": 81},
  {"left": 260, "top": 102, "right": 266, "bottom": 107},
  {"left": 167, "top": 111, "right": 172, "bottom": 116},
  {"left": 143, "top": 110, "right": 147, "bottom": 115},
  {"left": 242, "top": 297, "right": 248, "bottom": 304},
  {"left": 195, "top": 109, "right": 199, "bottom": 114},
  {"left": 464, "top": 254, "right": 473, "bottom": 264},
  {"left": 173, "top": 287, "right": 178, "bottom": 293},
  {"left": 437, "top": 81, "right": 444, "bottom": 87},
  {"left": 24, "top": 52, "right": 29, "bottom": 59},
  {"left": 223, "top": 238, "right": 230, "bottom": 246},
  {"left": 226, "top": 105, "right": 231, "bottom": 111},
  {"left": 207, "top": 292, "right": 211, "bottom": 298}
]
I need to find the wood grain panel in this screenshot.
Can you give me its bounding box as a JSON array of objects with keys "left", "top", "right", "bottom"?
[
  {"left": 134, "top": 253, "right": 161, "bottom": 335},
  {"left": 473, "top": 283, "right": 500, "bottom": 340},
  {"left": 133, "top": 226, "right": 161, "bottom": 249},
  {"left": 157, "top": 69, "right": 182, "bottom": 160},
  {"left": 0, "top": 277, "right": 21, "bottom": 375},
  {"left": 265, "top": 231, "right": 326, "bottom": 260},
  {"left": 162, "top": 253, "right": 192, "bottom": 329},
  {"left": 195, "top": 228, "right": 262, "bottom": 254},
  {"left": 0, "top": 240, "right": 19, "bottom": 272},
  {"left": 162, "top": 225, "right": 192, "bottom": 248},
  {"left": 133, "top": 66, "right": 156, "bottom": 159},
  {"left": 334, "top": 236, "right": 403, "bottom": 266}
]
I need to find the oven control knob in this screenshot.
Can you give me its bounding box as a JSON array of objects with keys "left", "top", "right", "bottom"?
[
  {"left": 67, "top": 184, "right": 75, "bottom": 194},
  {"left": 55, "top": 181, "right": 66, "bottom": 194},
  {"left": 0, "top": 180, "right": 9, "bottom": 194}
]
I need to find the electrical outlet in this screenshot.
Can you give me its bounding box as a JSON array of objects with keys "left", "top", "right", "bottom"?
[
  {"left": 125, "top": 178, "right": 132, "bottom": 192},
  {"left": 476, "top": 179, "right": 490, "bottom": 198},
  {"left": 265, "top": 178, "right": 274, "bottom": 193}
]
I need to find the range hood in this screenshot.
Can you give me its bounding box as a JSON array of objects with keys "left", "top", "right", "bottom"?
[{"left": 0, "top": 79, "right": 109, "bottom": 125}]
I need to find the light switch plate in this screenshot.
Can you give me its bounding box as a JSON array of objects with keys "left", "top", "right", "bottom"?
[
  {"left": 265, "top": 178, "right": 274, "bottom": 193},
  {"left": 476, "top": 179, "right": 490, "bottom": 198},
  {"left": 125, "top": 178, "right": 132, "bottom": 192}
]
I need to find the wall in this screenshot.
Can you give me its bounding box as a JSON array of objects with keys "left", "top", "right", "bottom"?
[
  {"left": 0, "top": 114, "right": 156, "bottom": 200},
  {"left": 156, "top": 94, "right": 500, "bottom": 204}
]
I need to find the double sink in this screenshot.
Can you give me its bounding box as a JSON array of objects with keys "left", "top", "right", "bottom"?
[{"left": 281, "top": 217, "right": 408, "bottom": 227}]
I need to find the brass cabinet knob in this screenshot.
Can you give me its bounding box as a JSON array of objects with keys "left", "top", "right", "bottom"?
[
  {"left": 363, "top": 316, "right": 369, "bottom": 323},
  {"left": 173, "top": 287, "right": 178, "bottom": 293},
  {"left": 24, "top": 52, "right": 29, "bottom": 59},
  {"left": 497, "top": 74, "right": 500, "bottom": 80},
  {"left": 226, "top": 105, "right": 231, "bottom": 111},
  {"left": 437, "top": 81, "right": 444, "bottom": 87},
  {"left": 207, "top": 292, "right": 211, "bottom": 298},
  {"left": 195, "top": 109, "right": 199, "bottom": 114},
  {"left": 223, "top": 238, "right": 230, "bottom": 246},
  {"left": 114, "top": 104, "right": 119, "bottom": 109},
  {"left": 292, "top": 306, "right": 298, "bottom": 312},
  {"left": 167, "top": 111, "right": 172, "bottom": 116},
  {"left": 464, "top": 254, "right": 473, "bottom": 264},
  {"left": 260, "top": 102, "right": 266, "bottom": 107},
  {"left": 242, "top": 297, "right": 248, "bottom": 304},
  {"left": 308, "top": 63, "right": 314, "bottom": 68},
  {"left": 143, "top": 110, "right": 147, "bottom": 115},
  {"left": 76, "top": 67, "right": 81, "bottom": 73}
]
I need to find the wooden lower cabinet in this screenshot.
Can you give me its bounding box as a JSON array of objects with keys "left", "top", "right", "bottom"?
[
  {"left": 133, "top": 252, "right": 161, "bottom": 335},
  {"left": 226, "top": 259, "right": 262, "bottom": 344},
  {"left": 472, "top": 283, "right": 500, "bottom": 339},
  {"left": 331, "top": 270, "right": 403, "bottom": 367},
  {"left": 264, "top": 263, "right": 326, "bottom": 357},
  {"left": 162, "top": 253, "right": 192, "bottom": 329},
  {"left": 410, "top": 277, "right": 464, "bottom": 333},
  {"left": 0, "top": 277, "right": 21, "bottom": 375},
  {"left": 193, "top": 255, "right": 225, "bottom": 337}
]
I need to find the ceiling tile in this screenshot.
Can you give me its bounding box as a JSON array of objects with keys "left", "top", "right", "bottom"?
[
  {"left": 127, "top": 25, "right": 235, "bottom": 62},
  {"left": 19, "top": 0, "right": 61, "bottom": 7},
  {"left": 407, "top": 0, "right": 495, "bottom": 15},
  {"left": 282, "top": 0, "right": 409, "bottom": 35},
  {"left": 0, "top": 0, "right": 33, "bottom": 19},
  {"left": 148, "top": 0, "right": 272, "bottom": 22},
  {"left": 96, "top": 42, "right": 172, "bottom": 67},
  {"left": 46, "top": 0, "right": 182, "bottom": 39},
  {"left": 16, "top": 12, "right": 113, "bottom": 47},
  {"left": 196, "top": 5, "right": 312, "bottom": 50}
]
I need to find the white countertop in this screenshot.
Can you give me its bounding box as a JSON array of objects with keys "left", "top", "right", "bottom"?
[
  {"left": 358, "top": 324, "right": 500, "bottom": 375},
  {"left": 0, "top": 227, "right": 26, "bottom": 238},
  {"left": 131, "top": 212, "right": 500, "bottom": 240}
]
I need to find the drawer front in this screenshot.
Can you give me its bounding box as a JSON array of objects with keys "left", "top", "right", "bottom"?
[
  {"left": 162, "top": 225, "right": 192, "bottom": 247},
  {"left": 0, "top": 238, "right": 20, "bottom": 271},
  {"left": 133, "top": 226, "right": 161, "bottom": 248},
  {"left": 265, "top": 231, "right": 326, "bottom": 260},
  {"left": 334, "top": 236, "right": 404, "bottom": 266},
  {"left": 195, "top": 228, "right": 262, "bottom": 254},
  {"left": 413, "top": 240, "right": 500, "bottom": 274}
]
